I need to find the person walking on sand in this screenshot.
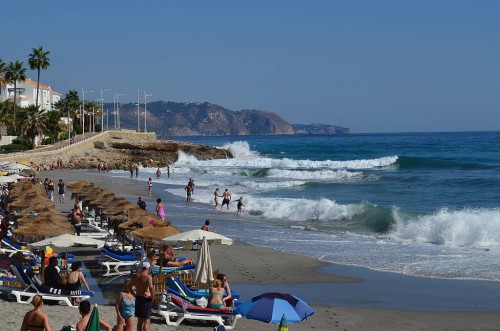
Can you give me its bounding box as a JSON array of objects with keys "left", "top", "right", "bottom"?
[
  {"left": 236, "top": 196, "right": 245, "bottom": 215},
  {"left": 147, "top": 178, "right": 153, "bottom": 196},
  {"left": 47, "top": 179, "right": 55, "bottom": 201},
  {"left": 21, "top": 295, "right": 53, "bottom": 331},
  {"left": 57, "top": 179, "right": 65, "bottom": 204},
  {"left": 221, "top": 189, "right": 232, "bottom": 210},
  {"left": 214, "top": 188, "right": 222, "bottom": 209},
  {"left": 127, "top": 262, "right": 154, "bottom": 331}
]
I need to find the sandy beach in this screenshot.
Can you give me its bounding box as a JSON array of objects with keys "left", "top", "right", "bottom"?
[{"left": 3, "top": 169, "right": 500, "bottom": 330}]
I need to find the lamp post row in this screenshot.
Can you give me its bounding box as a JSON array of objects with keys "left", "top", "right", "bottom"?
[{"left": 79, "top": 87, "right": 152, "bottom": 139}]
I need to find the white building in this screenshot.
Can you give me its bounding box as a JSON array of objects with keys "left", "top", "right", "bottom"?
[{"left": 1, "top": 77, "right": 61, "bottom": 111}]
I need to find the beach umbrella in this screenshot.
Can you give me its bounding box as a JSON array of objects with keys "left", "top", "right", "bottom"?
[
  {"left": 193, "top": 236, "right": 213, "bottom": 285},
  {"left": 237, "top": 293, "right": 315, "bottom": 324},
  {"left": 129, "top": 220, "right": 181, "bottom": 240},
  {"left": 162, "top": 229, "right": 233, "bottom": 246},
  {"left": 0, "top": 174, "right": 24, "bottom": 183},
  {"left": 28, "top": 234, "right": 105, "bottom": 249},
  {"left": 85, "top": 304, "right": 100, "bottom": 331}
]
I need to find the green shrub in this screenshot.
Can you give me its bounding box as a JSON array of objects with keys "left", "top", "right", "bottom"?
[
  {"left": 3, "top": 143, "right": 29, "bottom": 151},
  {"left": 12, "top": 138, "right": 32, "bottom": 148},
  {"left": 95, "top": 124, "right": 102, "bottom": 132}
]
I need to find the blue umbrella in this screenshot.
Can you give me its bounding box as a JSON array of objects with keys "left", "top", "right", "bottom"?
[{"left": 237, "top": 292, "right": 315, "bottom": 324}]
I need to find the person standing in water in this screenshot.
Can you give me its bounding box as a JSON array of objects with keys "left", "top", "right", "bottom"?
[
  {"left": 214, "top": 188, "right": 222, "bottom": 209},
  {"left": 221, "top": 189, "right": 232, "bottom": 210},
  {"left": 236, "top": 196, "right": 245, "bottom": 215},
  {"left": 156, "top": 168, "right": 161, "bottom": 179}
]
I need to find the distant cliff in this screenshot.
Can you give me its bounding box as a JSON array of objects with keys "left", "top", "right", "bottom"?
[{"left": 115, "top": 101, "right": 349, "bottom": 136}]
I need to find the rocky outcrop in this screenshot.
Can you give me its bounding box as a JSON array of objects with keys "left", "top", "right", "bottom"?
[
  {"left": 1, "top": 130, "right": 231, "bottom": 170},
  {"left": 68, "top": 139, "right": 231, "bottom": 169}
]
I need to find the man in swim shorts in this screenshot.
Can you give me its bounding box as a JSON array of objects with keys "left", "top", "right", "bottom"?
[
  {"left": 128, "top": 262, "right": 154, "bottom": 331},
  {"left": 221, "top": 188, "right": 232, "bottom": 210}
]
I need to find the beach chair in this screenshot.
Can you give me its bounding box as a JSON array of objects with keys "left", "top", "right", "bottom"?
[
  {"left": 97, "top": 246, "right": 140, "bottom": 274},
  {"left": 167, "top": 276, "right": 240, "bottom": 300},
  {"left": 158, "top": 292, "right": 241, "bottom": 330},
  {"left": 9, "top": 265, "right": 91, "bottom": 307}
]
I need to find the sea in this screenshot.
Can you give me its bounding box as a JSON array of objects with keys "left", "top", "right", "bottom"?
[{"left": 108, "top": 131, "right": 500, "bottom": 282}]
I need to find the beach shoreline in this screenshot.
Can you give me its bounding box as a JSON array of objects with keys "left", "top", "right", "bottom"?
[{"left": 5, "top": 168, "right": 498, "bottom": 330}]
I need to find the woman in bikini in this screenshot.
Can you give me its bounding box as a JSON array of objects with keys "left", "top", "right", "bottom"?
[
  {"left": 209, "top": 279, "right": 226, "bottom": 309},
  {"left": 217, "top": 273, "right": 234, "bottom": 307},
  {"left": 21, "top": 295, "right": 53, "bottom": 331},
  {"left": 115, "top": 284, "right": 135, "bottom": 331},
  {"left": 156, "top": 198, "right": 165, "bottom": 220},
  {"left": 147, "top": 178, "right": 153, "bottom": 196},
  {"left": 66, "top": 261, "right": 94, "bottom": 304}
]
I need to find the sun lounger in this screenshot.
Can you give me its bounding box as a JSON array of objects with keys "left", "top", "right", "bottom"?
[
  {"left": 98, "top": 246, "right": 140, "bottom": 274},
  {"left": 158, "top": 292, "right": 241, "bottom": 329},
  {"left": 9, "top": 265, "right": 91, "bottom": 307},
  {"left": 167, "top": 276, "right": 240, "bottom": 300}
]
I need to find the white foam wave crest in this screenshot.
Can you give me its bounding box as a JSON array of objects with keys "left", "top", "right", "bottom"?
[
  {"left": 176, "top": 148, "right": 398, "bottom": 171},
  {"left": 248, "top": 197, "right": 362, "bottom": 222},
  {"left": 220, "top": 141, "right": 259, "bottom": 158},
  {"left": 267, "top": 168, "right": 363, "bottom": 180},
  {"left": 390, "top": 207, "right": 500, "bottom": 248},
  {"left": 239, "top": 181, "right": 307, "bottom": 189}
]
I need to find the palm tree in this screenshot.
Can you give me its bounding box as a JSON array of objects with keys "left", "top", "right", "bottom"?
[
  {"left": 43, "top": 110, "right": 64, "bottom": 142},
  {"left": 0, "top": 59, "right": 6, "bottom": 100},
  {"left": 18, "top": 105, "right": 48, "bottom": 149},
  {"left": 5, "top": 60, "right": 27, "bottom": 134},
  {"left": 0, "top": 100, "right": 11, "bottom": 137},
  {"left": 28, "top": 46, "right": 51, "bottom": 108}
]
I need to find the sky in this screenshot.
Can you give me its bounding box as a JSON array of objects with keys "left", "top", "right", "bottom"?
[{"left": 3, "top": 1, "right": 500, "bottom": 133}]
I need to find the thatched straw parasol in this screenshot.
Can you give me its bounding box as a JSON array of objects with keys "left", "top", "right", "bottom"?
[
  {"left": 10, "top": 195, "right": 54, "bottom": 209},
  {"left": 118, "top": 214, "right": 161, "bottom": 230},
  {"left": 130, "top": 220, "right": 182, "bottom": 242},
  {"left": 101, "top": 201, "right": 140, "bottom": 216},
  {"left": 16, "top": 213, "right": 68, "bottom": 224},
  {"left": 67, "top": 180, "right": 93, "bottom": 189},
  {"left": 13, "top": 222, "right": 74, "bottom": 243}
]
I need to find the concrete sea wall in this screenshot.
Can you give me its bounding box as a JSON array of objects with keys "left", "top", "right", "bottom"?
[{"left": 1, "top": 130, "right": 156, "bottom": 166}]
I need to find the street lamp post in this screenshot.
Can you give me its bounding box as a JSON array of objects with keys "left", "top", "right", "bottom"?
[
  {"left": 137, "top": 90, "right": 141, "bottom": 132},
  {"left": 144, "top": 92, "right": 153, "bottom": 133},
  {"left": 82, "top": 89, "right": 94, "bottom": 140},
  {"left": 116, "top": 93, "right": 125, "bottom": 129},
  {"left": 100, "top": 87, "right": 111, "bottom": 132}
]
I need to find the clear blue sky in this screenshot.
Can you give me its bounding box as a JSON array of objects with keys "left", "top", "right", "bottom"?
[{"left": 3, "top": 1, "right": 500, "bottom": 133}]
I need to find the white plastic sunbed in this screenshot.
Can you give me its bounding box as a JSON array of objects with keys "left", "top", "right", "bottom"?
[
  {"left": 158, "top": 292, "right": 241, "bottom": 329},
  {"left": 9, "top": 266, "right": 90, "bottom": 307}
]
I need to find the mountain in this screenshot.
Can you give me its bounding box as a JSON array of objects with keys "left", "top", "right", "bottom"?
[
  {"left": 113, "top": 101, "right": 349, "bottom": 135},
  {"left": 292, "top": 123, "right": 351, "bottom": 135}
]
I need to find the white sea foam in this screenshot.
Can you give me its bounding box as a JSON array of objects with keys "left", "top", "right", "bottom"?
[
  {"left": 267, "top": 168, "right": 364, "bottom": 180},
  {"left": 176, "top": 144, "right": 398, "bottom": 171},
  {"left": 390, "top": 207, "right": 500, "bottom": 248}
]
